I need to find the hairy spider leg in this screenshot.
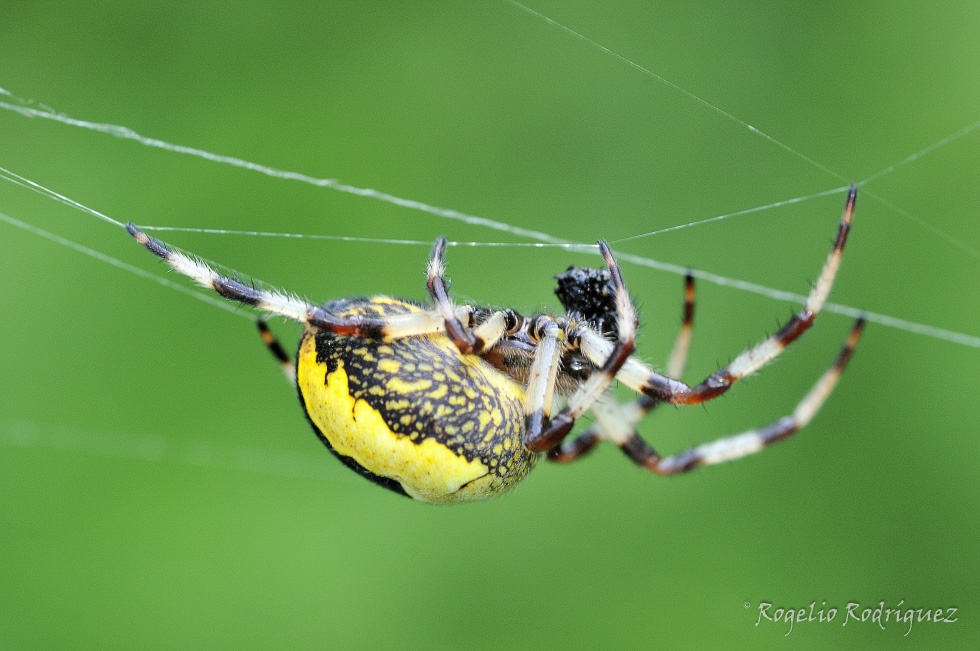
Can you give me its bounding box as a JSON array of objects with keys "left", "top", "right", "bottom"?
[
  {"left": 594, "top": 185, "right": 858, "bottom": 407},
  {"left": 548, "top": 272, "right": 696, "bottom": 463},
  {"left": 525, "top": 241, "right": 638, "bottom": 452},
  {"left": 522, "top": 316, "right": 566, "bottom": 446},
  {"left": 256, "top": 319, "right": 296, "bottom": 382},
  {"left": 617, "top": 317, "right": 864, "bottom": 474},
  {"left": 127, "top": 222, "right": 465, "bottom": 341}
]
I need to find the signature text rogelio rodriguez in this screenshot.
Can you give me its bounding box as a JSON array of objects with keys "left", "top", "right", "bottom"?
[{"left": 749, "top": 600, "right": 957, "bottom": 636}]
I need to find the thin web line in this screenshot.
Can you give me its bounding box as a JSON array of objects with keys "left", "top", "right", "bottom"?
[
  {"left": 0, "top": 97, "right": 566, "bottom": 245},
  {"left": 0, "top": 165, "right": 323, "bottom": 303},
  {"left": 502, "top": 1, "right": 979, "bottom": 261},
  {"left": 858, "top": 118, "right": 980, "bottom": 186},
  {"left": 504, "top": 0, "right": 847, "bottom": 183},
  {"left": 2, "top": 87, "right": 977, "bottom": 258},
  {"left": 0, "top": 418, "right": 342, "bottom": 482},
  {"left": 0, "top": 161, "right": 594, "bottom": 255},
  {"left": 615, "top": 251, "right": 980, "bottom": 348},
  {"left": 0, "top": 211, "right": 246, "bottom": 316},
  {"left": 1, "top": 165, "right": 977, "bottom": 348},
  {"left": 143, "top": 186, "right": 847, "bottom": 249},
  {"left": 854, "top": 120, "right": 980, "bottom": 260},
  {"left": 610, "top": 186, "right": 848, "bottom": 244},
  {"left": 0, "top": 163, "right": 125, "bottom": 227},
  {"left": 136, "top": 226, "right": 595, "bottom": 250},
  {"left": 860, "top": 188, "right": 979, "bottom": 260}
]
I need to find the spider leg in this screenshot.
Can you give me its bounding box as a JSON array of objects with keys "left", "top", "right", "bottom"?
[
  {"left": 127, "top": 223, "right": 457, "bottom": 340},
  {"left": 470, "top": 309, "right": 519, "bottom": 352},
  {"left": 425, "top": 237, "right": 525, "bottom": 355},
  {"left": 619, "top": 317, "right": 864, "bottom": 475},
  {"left": 256, "top": 319, "right": 296, "bottom": 382},
  {"left": 427, "top": 237, "right": 480, "bottom": 353},
  {"left": 548, "top": 272, "right": 697, "bottom": 463},
  {"left": 546, "top": 392, "right": 620, "bottom": 463},
  {"left": 547, "top": 430, "right": 601, "bottom": 463},
  {"left": 586, "top": 185, "right": 857, "bottom": 406},
  {"left": 666, "top": 271, "right": 696, "bottom": 379},
  {"left": 526, "top": 241, "right": 637, "bottom": 452},
  {"left": 523, "top": 316, "right": 566, "bottom": 446}
]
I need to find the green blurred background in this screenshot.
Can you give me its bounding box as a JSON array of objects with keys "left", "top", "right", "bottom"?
[{"left": 1, "top": 1, "right": 977, "bottom": 648}]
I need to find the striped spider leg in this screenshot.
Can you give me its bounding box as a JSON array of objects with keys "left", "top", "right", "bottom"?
[
  {"left": 128, "top": 181, "right": 861, "bottom": 477},
  {"left": 126, "top": 223, "right": 472, "bottom": 342},
  {"left": 540, "top": 185, "right": 861, "bottom": 468},
  {"left": 548, "top": 272, "right": 696, "bottom": 463},
  {"left": 616, "top": 317, "right": 864, "bottom": 474}
]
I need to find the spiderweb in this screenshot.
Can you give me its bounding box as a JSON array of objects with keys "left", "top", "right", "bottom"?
[
  {"left": 1, "top": 60, "right": 977, "bottom": 345},
  {"left": 1, "top": 2, "right": 978, "bottom": 471}
]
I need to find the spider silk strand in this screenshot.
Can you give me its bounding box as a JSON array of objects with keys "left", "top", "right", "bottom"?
[
  {"left": 0, "top": 166, "right": 977, "bottom": 348},
  {"left": 2, "top": 82, "right": 977, "bottom": 258},
  {"left": 501, "top": 2, "right": 980, "bottom": 259}
]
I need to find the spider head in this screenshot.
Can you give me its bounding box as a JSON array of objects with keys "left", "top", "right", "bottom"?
[{"left": 554, "top": 265, "right": 621, "bottom": 338}]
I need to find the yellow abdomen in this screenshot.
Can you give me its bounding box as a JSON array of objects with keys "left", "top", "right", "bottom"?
[{"left": 296, "top": 297, "right": 538, "bottom": 503}]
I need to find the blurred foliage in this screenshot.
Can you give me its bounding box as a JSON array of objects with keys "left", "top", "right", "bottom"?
[{"left": 1, "top": 1, "right": 977, "bottom": 647}]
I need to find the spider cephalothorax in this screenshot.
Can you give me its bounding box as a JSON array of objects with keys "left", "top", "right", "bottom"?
[
  {"left": 554, "top": 265, "right": 631, "bottom": 339},
  {"left": 126, "top": 186, "right": 863, "bottom": 503}
]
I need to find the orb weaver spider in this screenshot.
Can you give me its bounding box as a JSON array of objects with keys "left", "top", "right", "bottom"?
[{"left": 126, "top": 186, "right": 862, "bottom": 503}]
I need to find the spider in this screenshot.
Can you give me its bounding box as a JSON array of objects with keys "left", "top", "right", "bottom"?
[{"left": 126, "top": 186, "right": 862, "bottom": 503}]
